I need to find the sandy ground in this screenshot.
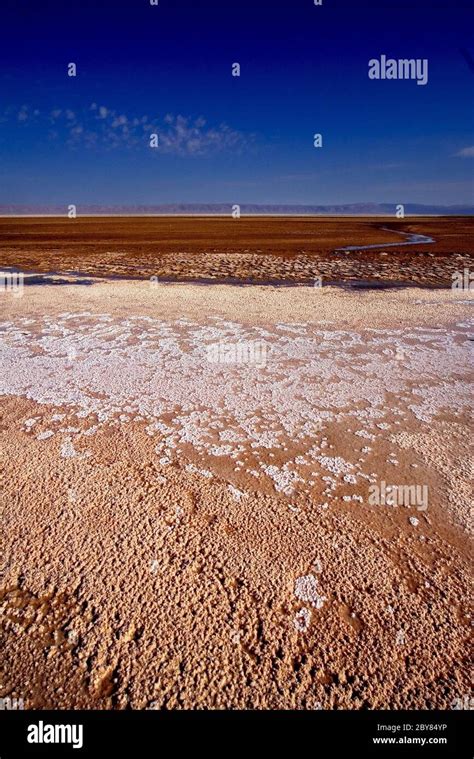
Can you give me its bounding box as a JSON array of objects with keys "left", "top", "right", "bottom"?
[
  {"left": 0, "top": 280, "right": 472, "bottom": 709},
  {"left": 1, "top": 215, "right": 473, "bottom": 286}
]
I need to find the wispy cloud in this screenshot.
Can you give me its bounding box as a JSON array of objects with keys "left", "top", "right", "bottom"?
[
  {"left": 454, "top": 146, "right": 474, "bottom": 158},
  {"left": 3, "top": 104, "right": 251, "bottom": 156}
]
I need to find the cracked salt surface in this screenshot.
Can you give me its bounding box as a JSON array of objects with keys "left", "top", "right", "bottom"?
[{"left": 1, "top": 313, "right": 472, "bottom": 497}]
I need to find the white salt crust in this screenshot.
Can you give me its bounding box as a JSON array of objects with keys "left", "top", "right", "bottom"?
[
  {"left": 294, "top": 607, "right": 311, "bottom": 632},
  {"left": 294, "top": 574, "right": 326, "bottom": 609},
  {"left": 1, "top": 313, "right": 472, "bottom": 498}
]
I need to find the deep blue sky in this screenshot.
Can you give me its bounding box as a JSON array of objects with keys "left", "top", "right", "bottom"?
[{"left": 0, "top": 0, "right": 473, "bottom": 206}]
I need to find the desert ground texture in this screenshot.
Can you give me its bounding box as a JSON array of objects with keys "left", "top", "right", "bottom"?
[
  {"left": 0, "top": 217, "right": 472, "bottom": 709},
  {"left": 0, "top": 215, "right": 472, "bottom": 286}
]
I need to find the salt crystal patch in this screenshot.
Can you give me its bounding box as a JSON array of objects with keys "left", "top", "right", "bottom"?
[
  {"left": 227, "top": 485, "right": 247, "bottom": 502},
  {"left": 261, "top": 464, "right": 303, "bottom": 495},
  {"left": 209, "top": 444, "right": 234, "bottom": 457},
  {"left": 36, "top": 430, "right": 54, "bottom": 441},
  {"left": 294, "top": 574, "right": 326, "bottom": 609},
  {"left": 355, "top": 430, "right": 375, "bottom": 441},
  {"left": 60, "top": 437, "right": 77, "bottom": 458},
  {"left": 316, "top": 456, "right": 354, "bottom": 475},
  {"left": 294, "top": 607, "right": 311, "bottom": 632},
  {"left": 83, "top": 425, "right": 99, "bottom": 436},
  {"left": 396, "top": 630, "right": 406, "bottom": 646},
  {"left": 185, "top": 463, "right": 213, "bottom": 479},
  {"left": 60, "top": 436, "right": 90, "bottom": 459}
]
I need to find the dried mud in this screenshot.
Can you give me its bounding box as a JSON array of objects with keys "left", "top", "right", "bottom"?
[{"left": 1, "top": 215, "right": 473, "bottom": 287}]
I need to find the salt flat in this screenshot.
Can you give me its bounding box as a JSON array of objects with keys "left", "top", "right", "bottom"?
[{"left": 1, "top": 281, "right": 472, "bottom": 708}]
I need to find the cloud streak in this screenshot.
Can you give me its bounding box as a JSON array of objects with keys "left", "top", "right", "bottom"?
[
  {"left": 4, "top": 104, "right": 251, "bottom": 156},
  {"left": 454, "top": 146, "right": 474, "bottom": 158}
]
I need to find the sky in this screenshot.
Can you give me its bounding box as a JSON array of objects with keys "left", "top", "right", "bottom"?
[{"left": 0, "top": 0, "right": 473, "bottom": 207}]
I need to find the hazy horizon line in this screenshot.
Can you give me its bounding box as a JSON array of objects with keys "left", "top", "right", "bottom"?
[{"left": 2, "top": 213, "right": 473, "bottom": 219}]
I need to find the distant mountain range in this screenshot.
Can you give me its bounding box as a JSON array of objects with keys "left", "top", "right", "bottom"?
[{"left": 1, "top": 203, "right": 473, "bottom": 216}]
